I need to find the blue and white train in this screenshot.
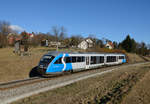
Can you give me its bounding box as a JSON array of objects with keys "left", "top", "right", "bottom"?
[{"left": 37, "top": 51, "right": 126, "bottom": 75}]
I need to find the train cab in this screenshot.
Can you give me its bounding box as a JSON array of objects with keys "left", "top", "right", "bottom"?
[{"left": 118, "top": 55, "right": 126, "bottom": 64}]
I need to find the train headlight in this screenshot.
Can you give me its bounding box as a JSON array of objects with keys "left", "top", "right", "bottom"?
[{"left": 39, "top": 65, "right": 44, "bottom": 68}]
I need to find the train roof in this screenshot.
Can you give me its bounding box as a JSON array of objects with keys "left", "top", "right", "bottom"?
[{"left": 45, "top": 51, "right": 125, "bottom": 57}]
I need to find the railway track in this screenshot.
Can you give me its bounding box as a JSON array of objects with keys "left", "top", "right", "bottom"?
[
  {"left": 0, "top": 61, "right": 150, "bottom": 104},
  {"left": 0, "top": 61, "right": 148, "bottom": 91},
  {"left": 0, "top": 65, "right": 124, "bottom": 90},
  {"left": 0, "top": 74, "right": 68, "bottom": 90},
  {"left": 0, "top": 77, "right": 43, "bottom": 90}
]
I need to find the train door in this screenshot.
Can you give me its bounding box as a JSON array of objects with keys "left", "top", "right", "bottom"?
[{"left": 86, "top": 56, "right": 90, "bottom": 69}]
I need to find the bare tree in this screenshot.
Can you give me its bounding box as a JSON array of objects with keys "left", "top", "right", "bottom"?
[
  {"left": 51, "top": 26, "right": 59, "bottom": 51},
  {"left": 60, "top": 26, "right": 67, "bottom": 41},
  {"left": 52, "top": 26, "right": 59, "bottom": 42},
  {"left": 0, "top": 21, "right": 11, "bottom": 35},
  {"left": 69, "top": 35, "right": 83, "bottom": 47},
  {"left": 51, "top": 26, "right": 67, "bottom": 51},
  {"left": 0, "top": 21, "right": 12, "bottom": 47}
]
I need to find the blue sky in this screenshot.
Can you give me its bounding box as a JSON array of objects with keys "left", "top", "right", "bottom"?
[{"left": 0, "top": 0, "right": 150, "bottom": 43}]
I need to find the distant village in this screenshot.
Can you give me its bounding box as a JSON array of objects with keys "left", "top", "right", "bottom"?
[
  {"left": 7, "top": 32, "right": 115, "bottom": 55},
  {"left": 0, "top": 21, "right": 150, "bottom": 56}
]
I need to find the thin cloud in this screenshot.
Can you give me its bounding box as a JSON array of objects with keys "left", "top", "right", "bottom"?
[{"left": 9, "top": 25, "right": 25, "bottom": 32}]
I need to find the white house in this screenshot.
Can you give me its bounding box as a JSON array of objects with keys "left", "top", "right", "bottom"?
[
  {"left": 49, "top": 41, "right": 61, "bottom": 46},
  {"left": 78, "top": 38, "right": 93, "bottom": 50},
  {"left": 105, "top": 42, "right": 114, "bottom": 49}
]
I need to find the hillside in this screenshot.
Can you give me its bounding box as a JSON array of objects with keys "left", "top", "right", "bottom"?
[
  {"left": 11, "top": 62, "right": 150, "bottom": 104},
  {"left": 0, "top": 47, "right": 149, "bottom": 83},
  {"left": 127, "top": 53, "right": 145, "bottom": 63}
]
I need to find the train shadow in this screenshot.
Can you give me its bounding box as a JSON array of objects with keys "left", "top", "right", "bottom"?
[{"left": 29, "top": 66, "right": 41, "bottom": 78}]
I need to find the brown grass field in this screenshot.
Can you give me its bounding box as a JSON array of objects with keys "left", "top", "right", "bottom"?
[
  {"left": 0, "top": 47, "right": 149, "bottom": 83},
  {"left": 1, "top": 47, "right": 150, "bottom": 104},
  {"left": 0, "top": 47, "right": 82, "bottom": 83},
  {"left": 11, "top": 63, "right": 150, "bottom": 104},
  {"left": 0, "top": 47, "right": 45, "bottom": 82}
]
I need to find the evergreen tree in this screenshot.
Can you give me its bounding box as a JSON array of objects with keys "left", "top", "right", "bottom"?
[
  {"left": 121, "top": 34, "right": 136, "bottom": 52},
  {"left": 131, "top": 38, "right": 137, "bottom": 52},
  {"left": 121, "top": 35, "right": 132, "bottom": 52}
]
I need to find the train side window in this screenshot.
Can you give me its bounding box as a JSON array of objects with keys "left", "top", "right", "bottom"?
[
  {"left": 97, "top": 56, "right": 100, "bottom": 63},
  {"left": 114, "top": 56, "right": 116, "bottom": 62},
  {"left": 77, "top": 57, "right": 82, "bottom": 62},
  {"left": 91, "top": 56, "right": 96, "bottom": 64},
  {"left": 90, "top": 56, "right": 94, "bottom": 64},
  {"left": 54, "top": 58, "right": 62, "bottom": 64},
  {"left": 112, "top": 56, "right": 116, "bottom": 62},
  {"left": 82, "top": 57, "right": 85, "bottom": 62},
  {"left": 95, "top": 56, "right": 98, "bottom": 64},
  {"left": 72, "top": 57, "right": 76, "bottom": 63},
  {"left": 119, "top": 56, "right": 124, "bottom": 59},
  {"left": 65, "top": 57, "right": 71, "bottom": 63},
  {"left": 94, "top": 56, "right": 97, "bottom": 64},
  {"left": 112, "top": 56, "right": 114, "bottom": 62},
  {"left": 107, "top": 56, "right": 110, "bottom": 62},
  {"left": 97, "top": 56, "right": 104, "bottom": 63},
  {"left": 100, "top": 56, "right": 104, "bottom": 63},
  {"left": 96, "top": 56, "right": 101, "bottom": 64},
  {"left": 111, "top": 56, "right": 116, "bottom": 62},
  {"left": 107, "top": 56, "right": 116, "bottom": 62}
]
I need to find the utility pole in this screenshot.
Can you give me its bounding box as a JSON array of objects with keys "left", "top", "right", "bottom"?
[{"left": 56, "top": 42, "right": 58, "bottom": 51}]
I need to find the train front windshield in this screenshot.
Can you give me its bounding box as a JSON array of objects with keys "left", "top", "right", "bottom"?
[{"left": 39, "top": 55, "right": 55, "bottom": 69}]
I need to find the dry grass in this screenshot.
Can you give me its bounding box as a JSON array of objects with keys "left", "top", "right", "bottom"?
[
  {"left": 142, "top": 56, "right": 150, "bottom": 61},
  {"left": 126, "top": 53, "right": 145, "bottom": 63},
  {"left": 0, "top": 47, "right": 84, "bottom": 83},
  {"left": 11, "top": 63, "right": 150, "bottom": 104},
  {"left": 122, "top": 65, "right": 150, "bottom": 104},
  {"left": 0, "top": 47, "right": 46, "bottom": 83},
  {"left": 0, "top": 47, "right": 147, "bottom": 83}
]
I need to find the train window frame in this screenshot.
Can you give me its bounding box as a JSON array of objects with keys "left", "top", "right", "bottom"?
[
  {"left": 107, "top": 56, "right": 116, "bottom": 62},
  {"left": 82, "top": 57, "right": 85, "bottom": 62},
  {"left": 100, "top": 56, "right": 104, "bottom": 63},
  {"left": 40, "top": 55, "right": 55, "bottom": 62},
  {"left": 65, "top": 56, "right": 85, "bottom": 63},
  {"left": 77, "top": 57, "right": 82, "bottom": 62},
  {"left": 119, "top": 56, "right": 124, "bottom": 59},
  {"left": 96, "top": 56, "right": 100, "bottom": 64},
  {"left": 65, "top": 57, "right": 72, "bottom": 63},
  {"left": 54, "top": 57, "right": 62, "bottom": 64},
  {"left": 40, "top": 55, "right": 55, "bottom": 66},
  {"left": 72, "top": 57, "right": 76, "bottom": 63},
  {"left": 90, "top": 56, "right": 97, "bottom": 64}
]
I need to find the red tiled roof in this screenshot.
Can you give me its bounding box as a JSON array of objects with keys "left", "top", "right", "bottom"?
[{"left": 107, "top": 42, "right": 114, "bottom": 48}]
